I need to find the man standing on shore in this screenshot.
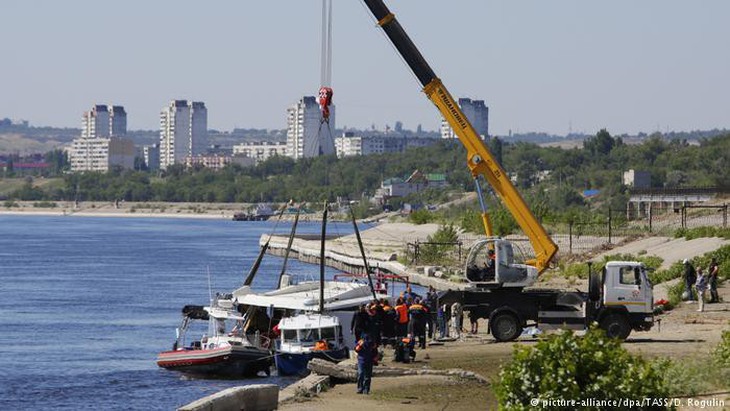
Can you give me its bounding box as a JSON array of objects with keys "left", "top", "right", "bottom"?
[
  {"left": 451, "top": 301, "right": 463, "bottom": 340},
  {"left": 355, "top": 334, "right": 378, "bottom": 395}
]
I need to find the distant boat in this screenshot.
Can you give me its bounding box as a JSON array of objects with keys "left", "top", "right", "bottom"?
[
  {"left": 156, "top": 299, "right": 272, "bottom": 378},
  {"left": 233, "top": 204, "right": 275, "bottom": 221}
]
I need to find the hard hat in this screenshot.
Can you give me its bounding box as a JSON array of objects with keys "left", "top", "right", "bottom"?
[{"left": 682, "top": 259, "right": 688, "bottom": 264}]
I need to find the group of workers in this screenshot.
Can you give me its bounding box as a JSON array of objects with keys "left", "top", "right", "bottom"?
[
  {"left": 352, "top": 286, "right": 438, "bottom": 395},
  {"left": 351, "top": 286, "right": 438, "bottom": 351}
]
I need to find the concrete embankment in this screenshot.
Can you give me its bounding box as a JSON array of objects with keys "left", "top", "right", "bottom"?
[
  {"left": 177, "top": 384, "right": 278, "bottom": 411},
  {"left": 261, "top": 233, "right": 465, "bottom": 291}
]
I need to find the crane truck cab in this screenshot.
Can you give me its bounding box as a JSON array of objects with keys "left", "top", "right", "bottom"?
[{"left": 589, "top": 261, "right": 655, "bottom": 339}]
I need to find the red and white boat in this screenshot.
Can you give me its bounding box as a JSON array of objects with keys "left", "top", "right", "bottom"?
[{"left": 156, "top": 301, "right": 272, "bottom": 377}]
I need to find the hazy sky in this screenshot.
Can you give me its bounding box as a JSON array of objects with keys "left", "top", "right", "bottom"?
[{"left": 2, "top": 1, "right": 729, "bottom": 135}]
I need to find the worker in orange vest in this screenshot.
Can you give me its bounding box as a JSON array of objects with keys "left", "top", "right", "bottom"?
[
  {"left": 394, "top": 297, "right": 409, "bottom": 338},
  {"left": 408, "top": 298, "right": 428, "bottom": 349},
  {"left": 380, "top": 298, "right": 396, "bottom": 346}
]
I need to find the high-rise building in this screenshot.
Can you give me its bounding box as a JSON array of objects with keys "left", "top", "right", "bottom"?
[
  {"left": 159, "top": 100, "right": 208, "bottom": 169},
  {"left": 440, "top": 98, "right": 488, "bottom": 140},
  {"left": 71, "top": 104, "right": 133, "bottom": 172},
  {"left": 143, "top": 144, "right": 160, "bottom": 171},
  {"left": 81, "top": 104, "right": 127, "bottom": 139},
  {"left": 285, "top": 96, "right": 335, "bottom": 159}
]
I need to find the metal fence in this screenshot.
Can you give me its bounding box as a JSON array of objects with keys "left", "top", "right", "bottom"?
[{"left": 406, "top": 204, "right": 728, "bottom": 264}]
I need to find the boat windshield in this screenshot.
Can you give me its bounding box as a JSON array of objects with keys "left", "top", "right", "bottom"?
[
  {"left": 320, "top": 327, "right": 336, "bottom": 341},
  {"left": 299, "top": 328, "right": 316, "bottom": 342},
  {"left": 283, "top": 329, "right": 297, "bottom": 342}
]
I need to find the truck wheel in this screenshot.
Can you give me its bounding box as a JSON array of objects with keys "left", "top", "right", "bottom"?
[
  {"left": 600, "top": 313, "right": 631, "bottom": 340},
  {"left": 491, "top": 313, "right": 522, "bottom": 342}
]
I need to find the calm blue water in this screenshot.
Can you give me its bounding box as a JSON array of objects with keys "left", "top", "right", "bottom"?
[{"left": 0, "top": 215, "right": 375, "bottom": 410}]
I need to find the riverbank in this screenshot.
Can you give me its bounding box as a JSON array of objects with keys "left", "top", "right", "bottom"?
[
  {"left": 0, "top": 200, "right": 372, "bottom": 222},
  {"left": 0, "top": 201, "right": 246, "bottom": 219}
]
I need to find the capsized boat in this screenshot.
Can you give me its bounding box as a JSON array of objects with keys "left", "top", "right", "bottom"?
[
  {"left": 273, "top": 313, "right": 349, "bottom": 376},
  {"left": 233, "top": 278, "right": 374, "bottom": 348},
  {"left": 156, "top": 299, "right": 272, "bottom": 377}
]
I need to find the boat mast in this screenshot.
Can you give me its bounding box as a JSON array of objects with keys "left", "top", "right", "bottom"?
[
  {"left": 319, "top": 201, "right": 328, "bottom": 314},
  {"left": 277, "top": 206, "right": 301, "bottom": 289},
  {"left": 351, "top": 208, "right": 378, "bottom": 300}
]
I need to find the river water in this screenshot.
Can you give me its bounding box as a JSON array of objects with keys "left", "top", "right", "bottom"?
[{"left": 0, "top": 215, "right": 376, "bottom": 410}]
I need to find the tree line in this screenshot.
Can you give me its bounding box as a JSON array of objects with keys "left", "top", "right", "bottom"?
[{"left": 5, "top": 131, "right": 729, "bottom": 223}]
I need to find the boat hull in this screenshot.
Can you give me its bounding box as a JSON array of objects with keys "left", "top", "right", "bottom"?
[
  {"left": 275, "top": 347, "right": 349, "bottom": 376},
  {"left": 157, "top": 345, "right": 272, "bottom": 377}
]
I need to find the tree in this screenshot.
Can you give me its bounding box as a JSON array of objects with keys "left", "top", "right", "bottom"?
[{"left": 583, "top": 128, "right": 616, "bottom": 156}]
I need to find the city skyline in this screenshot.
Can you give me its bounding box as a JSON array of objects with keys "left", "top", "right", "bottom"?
[{"left": 2, "top": 1, "right": 729, "bottom": 136}]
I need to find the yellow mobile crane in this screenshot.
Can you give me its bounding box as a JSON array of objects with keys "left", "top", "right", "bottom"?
[
  {"left": 362, "top": 1, "right": 557, "bottom": 288},
  {"left": 362, "top": 1, "right": 655, "bottom": 341}
]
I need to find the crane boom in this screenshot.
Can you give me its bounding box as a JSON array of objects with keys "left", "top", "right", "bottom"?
[{"left": 362, "top": 0, "right": 557, "bottom": 274}]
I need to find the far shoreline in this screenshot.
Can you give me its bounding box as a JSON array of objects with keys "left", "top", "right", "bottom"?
[
  {"left": 0, "top": 201, "right": 256, "bottom": 220},
  {"left": 0, "top": 201, "right": 386, "bottom": 222}
]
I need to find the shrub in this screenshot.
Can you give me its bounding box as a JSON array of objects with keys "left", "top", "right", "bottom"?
[
  {"left": 32, "top": 201, "right": 57, "bottom": 208},
  {"left": 495, "top": 328, "right": 668, "bottom": 410},
  {"left": 418, "top": 224, "right": 459, "bottom": 265},
  {"left": 666, "top": 281, "right": 686, "bottom": 308},
  {"left": 408, "top": 209, "right": 435, "bottom": 225},
  {"left": 715, "top": 330, "right": 730, "bottom": 367},
  {"left": 674, "top": 227, "right": 730, "bottom": 240}
]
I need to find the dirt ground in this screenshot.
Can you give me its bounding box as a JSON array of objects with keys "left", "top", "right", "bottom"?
[{"left": 280, "top": 281, "right": 730, "bottom": 411}]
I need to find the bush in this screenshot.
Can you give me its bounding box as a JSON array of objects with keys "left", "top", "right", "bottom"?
[
  {"left": 495, "top": 328, "right": 668, "bottom": 410},
  {"left": 666, "top": 281, "right": 686, "bottom": 308},
  {"left": 715, "top": 330, "right": 730, "bottom": 367},
  {"left": 674, "top": 227, "right": 730, "bottom": 240},
  {"left": 408, "top": 209, "right": 435, "bottom": 225},
  {"left": 32, "top": 201, "right": 57, "bottom": 208},
  {"left": 418, "top": 224, "right": 459, "bottom": 265}
]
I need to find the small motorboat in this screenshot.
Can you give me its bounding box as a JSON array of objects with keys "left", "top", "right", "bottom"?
[
  {"left": 156, "top": 300, "right": 272, "bottom": 377},
  {"left": 274, "top": 313, "right": 349, "bottom": 376}
]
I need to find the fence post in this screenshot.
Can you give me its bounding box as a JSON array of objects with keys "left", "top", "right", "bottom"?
[
  {"left": 414, "top": 241, "right": 420, "bottom": 264},
  {"left": 724, "top": 204, "right": 728, "bottom": 229},
  {"left": 682, "top": 203, "right": 687, "bottom": 228},
  {"left": 608, "top": 209, "right": 612, "bottom": 244},
  {"left": 648, "top": 203, "right": 653, "bottom": 232},
  {"left": 569, "top": 221, "right": 573, "bottom": 255}
]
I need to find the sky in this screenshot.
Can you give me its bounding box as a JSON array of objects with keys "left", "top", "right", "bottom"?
[{"left": 2, "top": 1, "right": 729, "bottom": 136}]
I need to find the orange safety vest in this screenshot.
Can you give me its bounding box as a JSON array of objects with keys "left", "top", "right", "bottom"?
[
  {"left": 395, "top": 304, "right": 409, "bottom": 324},
  {"left": 409, "top": 303, "right": 427, "bottom": 314},
  {"left": 314, "top": 340, "right": 329, "bottom": 351}
]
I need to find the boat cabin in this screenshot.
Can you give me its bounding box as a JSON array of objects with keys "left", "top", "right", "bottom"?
[{"left": 276, "top": 314, "right": 344, "bottom": 354}]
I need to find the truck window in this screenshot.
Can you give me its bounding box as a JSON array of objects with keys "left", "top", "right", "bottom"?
[
  {"left": 619, "top": 267, "right": 640, "bottom": 286},
  {"left": 498, "top": 242, "right": 515, "bottom": 266}
]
